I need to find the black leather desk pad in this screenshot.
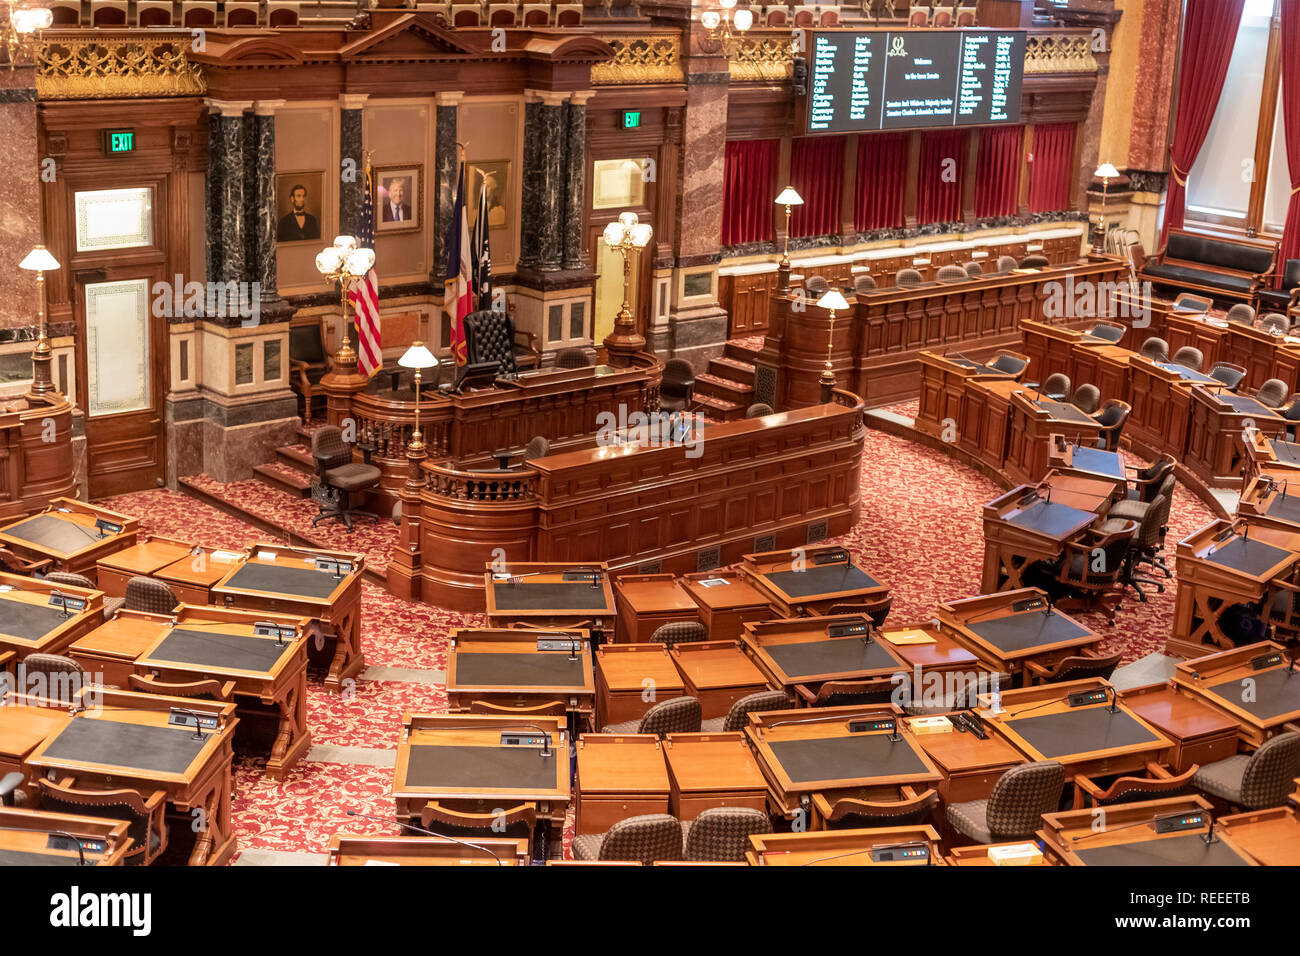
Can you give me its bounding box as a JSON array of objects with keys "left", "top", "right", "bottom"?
[
  {"left": 1004, "top": 707, "right": 1159, "bottom": 758},
  {"left": 2, "top": 514, "right": 100, "bottom": 554},
  {"left": 1036, "top": 400, "right": 1096, "bottom": 425},
  {"left": 1156, "top": 362, "right": 1218, "bottom": 385},
  {"left": 0, "top": 849, "right": 98, "bottom": 867},
  {"left": 1067, "top": 445, "right": 1125, "bottom": 479},
  {"left": 1007, "top": 500, "right": 1094, "bottom": 536},
  {"left": 766, "top": 734, "right": 928, "bottom": 784},
  {"left": 453, "top": 652, "right": 586, "bottom": 687},
  {"left": 1219, "top": 394, "right": 1272, "bottom": 416},
  {"left": 1263, "top": 493, "right": 1300, "bottom": 525},
  {"left": 221, "top": 562, "right": 342, "bottom": 600},
  {"left": 490, "top": 581, "right": 610, "bottom": 611},
  {"left": 762, "top": 564, "right": 879, "bottom": 599},
  {"left": 1202, "top": 537, "right": 1291, "bottom": 575},
  {"left": 146, "top": 628, "right": 288, "bottom": 674},
  {"left": 761, "top": 638, "right": 897, "bottom": 677},
  {"left": 0, "top": 594, "right": 73, "bottom": 640},
  {"left": 949, "top": 356, "right": 998, "bottom": 375},
  {"left": 42, "top": 718, "right": 208, "bottom": 774},
  {"left": 405, "top": 744, "right": 559, "bottom": 790},
  {"left": 966, "top": 611, "right": 1091, "bottom": 653},
  {"left": 1270, "top": 439, "right": 1300, "bottom": 464},
  {"left": 1207, "top": 668, "right": 1300, "bottom": 719},
  {"left": 1074, "top": 833, "right": 1250, "bottom": 867}
]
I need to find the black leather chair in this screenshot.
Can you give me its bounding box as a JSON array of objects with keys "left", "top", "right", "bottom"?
[
  {"left": 288, "top": 321, "right": 330, "bottom": 424},
  {"left": 1139, "top": 337, "right": 1170, "bottom": 362},
  {"left": 1041, "top": 373, "right": 1070, "bottom": 401},
  {"left": 1257, "top": 258, "right": 1300, "bottom": 313},
  {"left": 1085, "top": 321, "right": 1125, "bottom": 343},
  {"left": 1071, "top": 384, "right": 1101, "bottom": 415},
  {"left": 1018, "top": 254, "right": 1051, "bottom": 269},
  {"left": 853, "top": 274, "right": 877, "bottom": 294},
  {"left": 464, "top": 309, "right": 518, "bottom": 376},
  {"left": 310, "top": 425, "right": 381, "bottom": 530},
  {"left": 1093, "top": 399, "right": 1131, "bottom": 450},
  {"left": 659, "top": 359, "right": 695, "bottom": 413},
  {"left": 805, "top": 275, "right": 829, "bottom": 296},
  {"left": 936, "top": 264, "right": 968, "bottom": 283}
]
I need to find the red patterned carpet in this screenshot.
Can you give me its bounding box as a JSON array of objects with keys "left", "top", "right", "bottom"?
[{"left": 94, "top": 417, "right": 1214, "bottom": 860}]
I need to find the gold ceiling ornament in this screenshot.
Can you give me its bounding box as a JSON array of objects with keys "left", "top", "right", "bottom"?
[
  {"left": 2, "top": 1, "right": 51, "bottom": 70},
  {"left": 729, "top": 35, "right": 795, "bottom": 83},
  {"left": 36, "top": 32, "right": 206, "bottom": 99},
  {"left": 591, "top": 35, "right": 682, "bottom": 85},
  {"left": 1024, "top": 33, "right": 1099, "bottom": 75}
]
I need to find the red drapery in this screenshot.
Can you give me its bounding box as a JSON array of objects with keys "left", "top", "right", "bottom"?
[
  {"left": 854, "top": 133, "right": 907, "bottom": 231},
  {"left": 789, "top": 135, "right": 846, "bottom": 237},
  {"left": 1277, "top": 0, "right": 1300, "bottom": 283},
  {"left": 1028, "top": 123, "right": 1077, "bottom": 213},
  {"left": 917, "top": 129, "right": 967, "bottom": 225},
  {"left": 1162, "top": 0, "right": 1246, "bottom": 244},
  {"left": 974, "top": 125, "right": 1024, "bottom": 218},
  {"left": 720, "top": 139, "right": 778, "bottom": 246}
]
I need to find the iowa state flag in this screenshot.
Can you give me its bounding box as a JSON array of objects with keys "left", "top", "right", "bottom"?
[{"left": 444, "top": 162, "right": 472, "bottom": 365}]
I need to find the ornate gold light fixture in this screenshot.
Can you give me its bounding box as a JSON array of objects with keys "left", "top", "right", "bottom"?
[
  {"left": 3, "top": 2, "right": 51, "bottom": 71},
  {"left": 315, "top": 235, "right": 375, "bottom": 373},
  {"left": 601, "top": 211, "right": 653, "bottom": 367},
  {"left": 699, "top": 0, "right": 753, "bottom": 56}
]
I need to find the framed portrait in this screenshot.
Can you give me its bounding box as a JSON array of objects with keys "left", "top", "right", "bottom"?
[
  {"left": 274, "top": 171, "right": 325, "bottom": 245},
  {"left": 469, "top": 161, "right": 510, "bottom": 231},
  {"left": 375, "top": 165, "right": 423, "bottom": 233}
]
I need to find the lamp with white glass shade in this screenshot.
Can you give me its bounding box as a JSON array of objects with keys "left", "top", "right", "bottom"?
[
  {"left": 315, "top": 234, "right": 373, "bottom": 371},
  {"left": 601, "top": 211, "right": 654, "bottom": 366},
  {"left": 4, "top": 4, "right": 52, "bottom": 71},
  {"left": 774, "top": 186, "right": 804, "bottom": 288},
  {"left": 19, "top": 245, "right": 60, "bottom": 397},
  {"left": 1092, "top": 163, "right": 1120, "bottom": 254},
  {"left": 698, "top": 0, "right": 752, "bottom": 55},
  {"left": 816, "top": 288, "right": 849, "bottom": 396},
  {"left": 398, "top": 342, "right": 437, "bottom": 459}
]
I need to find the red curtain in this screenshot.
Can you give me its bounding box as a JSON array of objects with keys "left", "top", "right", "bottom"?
[
  {"left": 1277, "top": 0, "right": 1300, "bottom": 283},
  {"left": 721, "top": 139, "right": 778, "bottom": 246},
  {"left": 789, "top": 135, "right": 846, "bottom": 237},
  {"left": 916, "top": 129, "right": 968, "bottom": 225},
  {"left": 974, "top": 125, "right": 1024, "bottom": 218},
  {"left": 854, "top": 133, "right": 907, "bottom": 231},
  {"left": 1028, "top": 123, "right": 1077, "bottom": 213},
  {"left": 1163, "top": 0, "right": 1246, "bottom": 243}
]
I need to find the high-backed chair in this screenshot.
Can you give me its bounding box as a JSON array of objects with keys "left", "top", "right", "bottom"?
[
  {"left": 572, "top": 814, "right": 684, "bottom": 863},
  {"left": 1085, "top": 321, "right": 1125, "bottom": 343},
  {"left": 894, "top": 268, "right": 925, "bottom": 289},
  {"left": 1225, "top": 303, "right": 1257, "bottom": 325},
  {"left": 123, "top": 576, "right": 179, "bottom": 616},
  {"left": 289, "top": 321, "right": 331, "bottom": 424},
  {"left": 19, "top": 654, "right": 84, "bottom": 704},
  {"left": 310, "top": 425, "right": 381, "bottom": 530},
  {"left": 1023, "top": 649, "right": 1123, "bottom": 685},
  {"left": 936, "top": 264, "right": 968, "bottom": 283},
  {"left": 853, "top": 274, "right": 877, "bottom": 295},
  {"left": 1041, "top": 372, "right": 1070, "bottom": 401},
  {"left": 1093, "top": 399, "right": 1131, "bottom": 451},
  {"left": 700, "top": 690, "right": 791, "bottom": 732},
  {"left": 1053, "top": 520, "right": 1137, "bottom": 621},
  {"left": 1071, "top": 384, "right": 1101, "bottom": 415},
  {"left": 1018, "top": 254, "right": 1051, "bottom": 269},
  {"left": 659, "top": 359, "right": 695, "bottom": 413},
  {"left": 995, "top": 255, "right": 1018, "bottom": 273},
  {"left": 1172, "top": 346, "right": 1204, "bottom": 372},
  {"left": 946, "top": 762, "right": 1066, "bottom": 843},
  {"left": 931, "top": 3, "right": 955, "bottom": 27},
  {"left": 1139, "top": 337, "right": 1169, "bottom": 362},
  {"left": 988, "top": 350, "right": 1029, "bottom": 380},
  {"left": 1209, "top": 362, "right": 1248, "bottom": 391},
  {"left": 600, "top": 695, "right": 702, "bottom": 736},
  {"left": 1192, "top": 732, "right": 1300, "bottom": 810},
  {"left": 680, "top": 807, "right": 772, "bottom": 861},
  {"left": 1124, "top": 455, "right": 1175, "bottom": 502},
  {"left": 1257, "top": 378, "right": 1291, "bottom": 409},
  {"left": 554, "top": 347, "right": 592, "bottom": 369},
  {"left": 1105, "top": 490, "right": 1170, "bottom": 599},
  {"left": 464, "top": 310, "right": 518, "bottom": 376},
  {"left": 908, "top": 4, "right": 929, "bottom": 26},
  {"left": 648, "top": 620, "right": 706, "bottom": 649},
  {"left": 522, "top": 435, "right": 550, "bottom": 461},
  {"left": 745, "top": 403, "right": 774, "bottom": 419},
  {"left": 37, "top": 779, "right": 167, "bottom": 866},
  {"left": 963, "top": 260, "right": 983, "bottom": 277},
  {"left": 1073, "top": 763, "right": 1198, "bottom": 808},
  {"left": 44, "top": 570, "right": 124, "bottom": 621},
  {"left": 1258, "top": 312, "right": 1290, "bottom": 335}
]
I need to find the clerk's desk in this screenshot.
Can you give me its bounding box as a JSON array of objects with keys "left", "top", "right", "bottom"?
[
  {"left": 327, "top": 833, "right": 529, "bottom": 866},
  {"left": 740, "top": 545, "right": 889, "bottom": 619},
  {"left": 746, "top": 825, "right": 944, "bottom": 866},
  {"left": 446, "top": 627, "right": 594, "bottom": 730},
  {"left": 1170, "top": 519, "right": 1300, "bottom": 657},
  {"left": 0, "top": 807, "right": 131, "bottom": 866},
  {"left": 21, "top": 687, "right": 239, "bottom": 866},
  {"left": 1184, "top": 386, "right": 1286, "bottom": 489},
  {"left": 1038, "top": 795, "right": 1256, "bottom": 866},
  {"left": 1174, "top": 641, "right": 1300, "bottom": 748},
  {"left": 0, "top": 571, "right": 104, "bottom": 661},
  {"left": 0, "top": 498, "right": 137, "bottom": 581},
  {"left": 981, "top": 481, "right": 1103, "bottom": 594},
  {"left": 484, "top": 562, "right": 617, "bottom": 642},
  {"left": 210, "top": 542, "right": 364, "bottom": 693}
]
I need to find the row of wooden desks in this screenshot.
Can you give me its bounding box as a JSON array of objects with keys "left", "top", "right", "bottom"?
[
  {"left": 0, "top": 807, "right": 134, "bottom": 867},
  {"left": 0, "top": 498, "right": 137, "bottom": 580}
]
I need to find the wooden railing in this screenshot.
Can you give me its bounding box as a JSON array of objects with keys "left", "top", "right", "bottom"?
[{"left": 0, "top": 393, "right": 78, "bottom": 521}]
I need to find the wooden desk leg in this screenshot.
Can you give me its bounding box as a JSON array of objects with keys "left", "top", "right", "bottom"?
[
  {"left": 267, "top": 672, "right": 313, "bottom": 779},
  {"left": 186, "top": 763, "right": 237, "bottom": 867},
  {"left": 323, "top": 597, "right": 365, "bottom": 694}
]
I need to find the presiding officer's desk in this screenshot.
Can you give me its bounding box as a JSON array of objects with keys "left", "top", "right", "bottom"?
[
  {"left": 210, "top": 542, "right": 364, "bottom": 693},
  {"left": 326, "top": 833, "right": 529, "bottom": 866},
  {"left": 484, "top": 563, "right": 617, "bottom": 641},
  {"left": 1174, "top": 641, "right": 1300, "bottom": 748},
  {"left": 740, "top": 545, "right": 888, "bottom": 619},
  {"left": 745, "top": 825, "right": 944, "bottom": 866},
  {"left": 446, "top": 627, "right": 594, "bottom": 729},
  {"left": 1038, "top": 795, "right": 1255, "bottom": 866},
  {"left": 1216, "top": 804, "right": 1300, "bottom": 865},
  {"left": 0, "top": 498, "right": 137, "bottom": 581},
  {"left": 0, "top": 571, "right": 104, "bottom": 662},
  {"left": 0, "top": 806, "right": 132, "bottom": 867},
  {"left": 981, "top": 483, "right": 1101, "bottom": 594}
]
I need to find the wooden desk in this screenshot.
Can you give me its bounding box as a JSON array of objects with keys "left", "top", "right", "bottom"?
[
  {"left": 68, "top": 611, "right": 170, "bottom": 690},
  {"left": 981, "top": 484, "right": 1098, "bottom": 593},
  {"left": 0, "top": 807, "right": 131, "bottom": 867},
  {"left": 1039, "top": 795, "right": 1256, "bottom": 866},
  {"left": 679, "top": 570, "right": 776, "bottom": 643},
  {"left": 1165, "top": 312, "right": 1229, "bottom": 370},
  {"left": 24, "top": 688, "right": 238, "bottom": 866},
  {"left": 740, "top": 545, "right": 888, "bottom": 618},
  {"left": 1125, "top": 354, "right": 1204, "bottom": 460},
  {"left": 1118, "top": 681, "right": 1241, "bottom": 773},
  {"left": 911, "top": 716, "right": 1026, "bottom": 803},
  {"left": 946, "top": 841, "right": 1053, "bottom": 866},
  {"left": 613, "top": 573, "right": 700, "bottom": 644},
  {"left": 210, "top": 542, "right": 364, "bottom": 693},
  {"left": 670, "top": 640, "right": 771, "bottom": 719},
  {"left": 876, "top": 621, "right": 985, "bottom": 678},
  {"left": 916, "top": 349, "right": 1016, "bottom": 441},
  {"left": 1236, "top": 475, "right": 1300, "bottom": 533},
  {"left": 1223, "top": 321, "right": 1300, "bottom": 392},
  {"left": 0, "top": 571, "right": 104, "bottom": 662},
  {"left": 446, "top": 627, "right": 594, "bottom": 728},
  {"left": 326, "top": 833, "right": 529, "bottom": 866},
  {"left": 937, "top": 589, "right": 1101, "bottom": 683},
  {"left": 1035, "top": 470, "right": 1120, "bottom": 515},
  {"left": 746, "top": 825, "right": 944, "bottom": 866},
  {"left": 594, "top": 642, "right": 685, "bottom": 729},
  {"left": 0, "top": 702, "right": 71, "bottom": 787},
  {"left": 1004, "top": 391, "right": 1104, "bottom": 486},
  {"left": 742, "top": 615, "right": 906, "bottom": 696},
  {"left": 154, "top": 545, "right": 246, "bottom": 606},
  {"left": 663, "top": 731, "right": 768, "bottom": 820},
  {"left": 1184, "top": 386, "right": 1285, "bottom": 489},
  {"left": 1068, "top": 342, "right": 1131, "bottom": 410},
  {"left": 1217, "top": 804, "right": 1300, "bottom": 865},
  {"left": 575, "top": 733, "right": 669, "bottom": 834},
  {"left": 484, "top": 562, "right": 617, "bottom": 642},
  {"left": 95, "top": 535, "right": 195, "bottom": 598},
  {"left": 1048, "top": 436, "right": 1127, "bottom": 501},
  {"left": 1174, "top": 641, "right": 1300, "bottom": 747},
  {"left": 0, "top": 498, "right": 137, "bottom": 582}
]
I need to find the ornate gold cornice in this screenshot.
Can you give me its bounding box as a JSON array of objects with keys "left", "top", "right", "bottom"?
[
  {"left": 36, "top": 31, "right": 206, "bottom": 99},
  {"left": 1024, "top": 33, "right": 1099, "bottom": 75},
  {"left": 728, "top": 36, "right": 795, "bottom": 83},
  {"left": 590, "top": 35, "right": 681, "bottom": 85}
]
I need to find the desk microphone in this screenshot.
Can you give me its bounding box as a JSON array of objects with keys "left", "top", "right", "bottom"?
[
  {"left": 344, "top": 810, "right": 503, "bottom": 866},
  {"left": 1105, "top": 684, "right": 1119, "bottom": 714},
  {"left": 172, "top": 708, "right": 209, "bottom": 741},
  {"left": 49, "top": 590, "right": 70, "bottom": 619},
  {"left": 500, "top": 724, "right": 554, "bottom": 758}
]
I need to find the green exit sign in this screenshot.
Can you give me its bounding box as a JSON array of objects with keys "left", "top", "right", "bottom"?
[
  {"left": 621, "top": 110, "right": 641, "bottom": 130},
  {"left": 102, "top": 129, "right": 134, "bottom": 155}
]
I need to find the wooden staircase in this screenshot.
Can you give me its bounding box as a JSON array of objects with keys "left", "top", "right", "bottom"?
[{"left": 692, "top": 339, "right": 762, "bottom": 421}]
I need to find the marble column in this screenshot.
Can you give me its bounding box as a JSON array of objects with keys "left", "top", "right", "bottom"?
[
  {"left": 205, "top": 110, "right": 222, "bottom": 285},
  {"left": 0, "top": 67, "right": 41, "bottom": 334},
  {"left": 520, "top": 89, "right": 567, "bottom": 272},
  {"left": 561, "top": 91, "right": 595, "bottom": 271},
  {"left": 431, "top": 92, "right": 462, "bottom": 282},
  {"left": 205, "top": 99, "right": 254, "bottom": 285},
  {"left": 339, "top": 94, "right": 368, "bottom": 236},
  {"left": 242, "top": 109, "right": 259, "bottom": 278},
  {"left": 252, "top": 100, "right": 291, "bottom": 319}
]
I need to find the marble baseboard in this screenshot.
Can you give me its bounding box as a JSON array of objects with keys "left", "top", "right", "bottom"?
[{"left": 167, "top": 414, "right": 299, "bottom": 485}]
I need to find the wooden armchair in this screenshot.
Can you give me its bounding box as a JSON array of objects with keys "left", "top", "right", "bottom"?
[
  {"left": 420, "top": 801, "right": 537, "bottom": 848},
  {"left": 816, "top": 787, "right": 939, "bottom": 829},
  {"left": 794, "top": 676, "right": 896, "bottom": 707},
  {"left": 0, "top": 548, "right": 51, "bottom": 575},
  {"left": 1052, "top": 521, "right": 1138, "bottom": 623},
  {"left": 289, "top": 320, "right": 331, "bottom": 425},
  {"left": 37, "top": 778, "right": 168, "bottom": 866},
  {"left": 1072, "top": 762, "right": 1199, "bottom": 809},
  {"left": 513, "top": 328, "right": 541, "bottom": 371},
  {"left": 1023, "top": 648, "right": 1123, "bottom": 685},
  {"left": 827, "top": 596, "right": 892, "bottom": 628},
  {"left": 467, "top": 699, "right": 567, "bottom": 718},
  {"left": 128, "top": 674, "right": 237, "bottom": 701}
]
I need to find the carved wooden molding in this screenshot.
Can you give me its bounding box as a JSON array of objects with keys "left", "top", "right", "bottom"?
[{"left": 591, "top": 35, "right": 682, "bottom": 85}]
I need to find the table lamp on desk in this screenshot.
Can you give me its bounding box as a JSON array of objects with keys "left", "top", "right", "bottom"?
[{"left": 399, "top": 341, "right": 437, "bottom": 475}]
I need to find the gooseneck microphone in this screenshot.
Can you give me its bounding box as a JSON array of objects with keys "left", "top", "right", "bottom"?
[{"left": 345, "top": 810, "right": 503, "bottom": 866}]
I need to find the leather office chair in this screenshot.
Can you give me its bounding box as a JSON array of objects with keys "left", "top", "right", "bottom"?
[
  {"left": 464, "top": 309, "right": 519, "bottom": 376},
  {"left": 1085, "top": 321, "right": 1125, "bottom": 343},
  {"left": 1124, "top": 455, "right": 1175, "bottom": 502},
  {"left": 1225, "top": 303, "right": 1256, "bottom": 326},
  {"left": 1192, "top": 732, "right": 1300, "bottom": 810},
  {"left": 1071, "top": 384, "right": 1101, "bottom": 415},
  {"left": 1257, "top": 378, "right": 1290, "bottom": 409},
  {"left": 659, "top": 359, "right": 695, "bottom": 414},
  {"left": 1073, "top": 763, "right": 1198, "bottom": 808},
  {"left": 20, "top": 653, "right": 84, "bottom": 704},
  {"left": 804, "top": 274, "right": 829, "bottom": 296},
  {"left": 1171, "top": 346, "right": 1203, "bottom": 372},
  {"left": 895, "top": 268, "right": 925, "bottom": 289},
  {"left": 1209, "top": 362, "right": 1248, "bottom": 391},
  {"left": 700, "top": 690, "right": 790, "bottom": 732},
  {"left": 523, "top": 435, "right": 550, "bottom": 461},
  {"left": 1092, "top": 399, "right": 1131, "bottom": 450},
  {"left": 288, "top": 320, "right": 330, "bottom": 425},
  {"left": 648, "top": 620, "right": 706, "bottom": 649},
  {"left": 1172, "top": 292, "right": 1213, "bottom": 314},
  {"left": 0, "top": 771, "right": 25, "bottom": 807},
  {"left": 572, "top": 814, "right": 684, "bottom": 863},
  {"left": 853, "top": 274, "right": 877, "bottom": 295},
  {"left": 124, "top": 575, "right": 179, "bottom": 615},
  {"left": 1139, "top": 337, "right": 1169, "bottom": 362},
  {"left": 1041, "top": 372, "right": 1070, "bottom": 401},
  {"left": 1053, "top": 519, "right": 1138, "bottom": 622},
  {"left": 936, "top": 264, "right": 968, "bottom": 283},
  {"left": 963, "top": 260, "right": 983, "bottom": 277},
  {"left": 37, "top": 778, "right": 167, "bottom": 866},
  {"left": 1023, "top": 649, "right": 1123, "bottom": 685},
  {"left": 1259, "top": 312, "right": 1290, "bottom": 335},
  {"left": 310, "top": 425, "right": 381, "bottom": 530},
  {"left": 995, "top": 255, "right": 1018, "bottom": 273},
  {"left": 746, "top": 403, "right": 774, "bottom": 419},
  {"left": 1281, "top": 398, "right": 1300, "bottom": 441},
  {"left": 820, "top": 789, "right": 939, "bottom": 830},
  {"left": 1018, "top": 254, "right": 1050, "bottom": 269},
  {"left": 554, "top": 347, "right": 592, "bottom": 369},
  {"left": 600, "top": 695, "right": 702, "bottom": 736},
  {"left": 1104, "top": 491, "right": 1169, "bottom": 600},
  {"left": 680, "top": 807, "right": 772, "bottom": 861},
  {"left": 946, "top": 761, "right": 1066, "bottom": 844},
  {"left": 988, "top": 350, "right": 1029, "bottom": 379},
  {"left": 45, "top": 570, "right": 125, "bottom": 621},
  {"left": 1264, "top": 572, "right": 1300, "bottom": 641}
]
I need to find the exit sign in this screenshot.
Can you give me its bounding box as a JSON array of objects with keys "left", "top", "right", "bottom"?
[
  {"left": 621, "top": 110, "right": 641, "bottom": 130},
  {"left": 102, "top": 129, "right": 135, "bottom": 155}
]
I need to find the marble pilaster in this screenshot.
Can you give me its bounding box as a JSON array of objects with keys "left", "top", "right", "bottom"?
[
  {"left": 205, "top": 99, "right": 254, "bottom": 286},
  {"left": 431, "top": 92, "right": 462, "bottom": 282},
  {"left": 205, "top": 110, "right": 222, "bottom": 285},
  {"left": 0, "top": 67, "right": 40, "bottom": 332},
  {"left": 520, "top": 90, "right": 568, "bottom": 273},
  {"left": 562, "top": 91, "right": 594, "bottom": 271},
  {"left": 339, "top": 94, "right": 368, "bottom": 236},
  {"left": 253, "top": 100, "right": 290, "bottom": 320}
]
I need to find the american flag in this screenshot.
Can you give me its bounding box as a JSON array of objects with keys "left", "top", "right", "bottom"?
[
  {"left": 445, "top": 162, "right": 472, "bottom": 365},
  {"left": 350, "top": 166, "right": 382, "bottom": 376}
]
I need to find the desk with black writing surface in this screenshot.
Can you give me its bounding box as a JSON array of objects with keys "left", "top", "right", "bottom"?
[
  {"left": 1185, "top": 385, "right": 1286, "bottom": 489},
  {"left": 446, "top": 628, "right": 594, "bottom": 728},
  {"left": 327, "top": 833, "right": 529, "bottom": 866},
  {"left": 1236, "top": 475, "right": 1300, "bottom": 533},
  {"left": 1004, "top": 392, "right": 1105, "bottom": 487},
  {"left": 0, "top": 807, "right": 132, "bottom": 867},
  {"left": 95, "top": 535, "right": 195, "bottom": 598},
  {"left": 594, "top": 642, "right": 685, "bottom": 728},
  {"left": 484, "top": 562, "right": 616, "bottom": 642},
  {"left": 210, "top": 543, "right": 364, "bottom": 693},
  {"left": 741, "top": 615, "right": 907, "bottom": 698},
  {"left": 1216, "top": 804, "right": 1300, "bottom": 865},
  {"left": 0, "top": 498, "right": 137, "bottom": 582},
  {"left": 69, "top": 610, "right": 174, "bottom": 690},
  {"left": 740, "top": 545, "right": 889, "bottom": 619},
  {"left": 1047, "top": 437, "right": 1128, "bottom": 501},
  {"left": 1038, "top": 795, "right": 1255, "bottom": 866},
  {"left": 746, "top": 825, "right": 944, "bottom": 866},
  {"left": 23, "top": 688, "right": 238, "bottom": 866},
  {"left": 1174, "top": 641, "right": 1300, "bottom": 748},
  {"left": 0, "top": 571, "right": 104, "bottom": 661},
  {"left": 981, "top": 485, "right": 1099, "bottom": 593}
]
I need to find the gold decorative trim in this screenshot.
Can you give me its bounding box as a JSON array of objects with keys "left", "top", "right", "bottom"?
[
  {"left": 729, "top": 36, "right": 795, "bottom": 83},
  {"left": 36, "top": 32, "right": 206, "bottom": 99},
  {"left": 1024, "top": 33, "right": 1099, "bottom": 75},
  {"left": 591, "top": 35, "right": 681, "bottom": 85}
]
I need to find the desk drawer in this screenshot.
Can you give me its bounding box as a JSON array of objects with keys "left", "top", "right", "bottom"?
[
  {"left": 1176, "top": 734, "right": 1239, "bottom": 775},
  {"left": 690, "top": 684, "right": 769, "bottom": 720},
  {"left": 674, "top": 793, "right": 767, "bottom": 821},
  {"left": 943, "top": 768, "right": 1012, "bottom": 804},
  {"left": 600, "top": 689, "right": 684, "bottom": 728},
  {"left": 166, "top": 583, "right": 213, "bottom": 607},
  {"left": 68, "top": 651, "right": 135, "bottom": 690},
  {"left": 96, "top": 568, "right": 133, "bottom": 599},
  {"left": 576, "top": 796, "right": 669, "bottom": 835}
]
